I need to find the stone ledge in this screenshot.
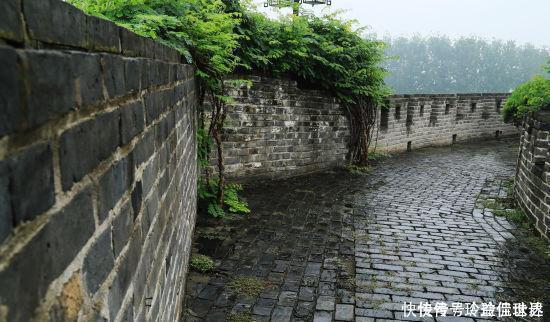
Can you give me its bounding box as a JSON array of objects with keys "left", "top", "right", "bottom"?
[{"left": 0, "top": 0, "right": 182, "bottom": 63}]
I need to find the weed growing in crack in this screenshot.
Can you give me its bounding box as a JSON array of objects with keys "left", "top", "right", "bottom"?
[
  {"left": 482, "top": 193, "right": 550, "bottom": 259},
  {"left": 227, "top": 276, "right": 271, "bottom": 297},
  {"left": 227, "top": 313, "right": 257, "bottom": 322},
  {"left": 346, "top": 164, "right": 373, "bottom": 175}
]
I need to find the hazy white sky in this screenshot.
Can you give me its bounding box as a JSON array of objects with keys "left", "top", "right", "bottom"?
[{"left": 254, "top": 0, "right": 550, "bottom": 47}]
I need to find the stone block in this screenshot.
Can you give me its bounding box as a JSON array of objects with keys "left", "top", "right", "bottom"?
[
  {"left": 98, "top": 156, "right": 134, "bottom": 222},
  {"left": 120, "top": 28, "right": 145, "bottom": 57},
  {"left": 0, "top": 160, "right": 13, "bottom": 243},
  {"left": 124, "top": 58, "right": 142, "bottom": 93},
  {"left": 155, "top": 114, "right": 172, "bottom": 146},
  {"left": 133, "top": 130, "right": 155, "bottom": 166},
  {"left": 109, "top": 229, "right": 141, "bottom": 320},
  {"left": 72, "top": 53, "right": 104, "bottom": 107},
  {"left": 83, "top": 227, "right": 115, "bottom": 295},
  {"left": 131, "top": 181, "right": 143, "bottom": 220},
  {"left": 26, "top": 50, "right": 75, "bottom": 128},
  {"left": 120, "top": 101, "right": 145, "bottom": 145},
  {"left": 0, "top": 46, "right": 22, "bottom": 137},
  {"left": 144, "top": 91, "right": 164, "bottom": 125},
  {"left": 112, "top": 202, "right": 133, "bottom": 257},
  {"left": 87, "top": 15, "right": 120, "bottom": 52},
  {"left": 0, "top": 188, "right": 94, "bottom": 322},
  {"left": 24, "top": 0, "right": 87, "bottom": 47},
  {"left": 60, "top": 110, "right": 120, "bottom": 191},
  {"left": 271, "top": 306, "right": 293, "bottom": 322},
  {"left": 335, "top": 304, "right": 354, "bottom": 321},
  {"left": 147, "top": 60, "right": 161, "bottom": 87},
  {"left": 102, "top": 54, "right": 126, "bottom": 99},
  {"left": 0, "top": 0, "right": 23, "bottom": 42},
  {"left": 140, "top": 60, "right": 151, "bottom": 89},
  {"left": 9, "top": 142, "right": 55, "bottom": 224}
]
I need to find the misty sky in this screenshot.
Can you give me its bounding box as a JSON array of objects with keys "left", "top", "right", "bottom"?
[{"left": 254, "top": 0, "right": 550, "bottom": 47}]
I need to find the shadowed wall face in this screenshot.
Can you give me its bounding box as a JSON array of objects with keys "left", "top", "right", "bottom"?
[
  {"left": 0, "top": 0, "right": 198, "bottom": 321},
  {"left": 515, "top": 111, "right": 550, "bottom": 240}
]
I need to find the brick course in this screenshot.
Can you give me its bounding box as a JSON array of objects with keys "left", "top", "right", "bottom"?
[{"left": 0, "top": 1, "right": 198, "bottom": 322}]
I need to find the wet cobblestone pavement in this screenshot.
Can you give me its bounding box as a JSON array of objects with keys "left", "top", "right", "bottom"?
[{"left": 183, "top": 139, "right": 550, "bottom": 322}]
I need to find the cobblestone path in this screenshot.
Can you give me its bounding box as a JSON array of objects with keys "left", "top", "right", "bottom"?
[{"left": 183, "top": 139, "right": 550, "bottom": 322}]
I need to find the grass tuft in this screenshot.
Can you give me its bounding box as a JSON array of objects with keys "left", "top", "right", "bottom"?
[{"left": 227, "top": 276, "right": 271, "bottom": 297}]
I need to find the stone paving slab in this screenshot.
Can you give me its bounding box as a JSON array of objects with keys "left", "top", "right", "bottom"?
[{"left": 182, "top": 139, "right": 549, "bottom": 322}]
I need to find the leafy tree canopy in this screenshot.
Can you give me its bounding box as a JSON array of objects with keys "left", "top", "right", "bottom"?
[
  {"left": 236, "top": 8, "right": 390, "bottom": 105},
  {"left": 384, "top": 35, "right": 549, "bottom": 94},
  {"left": 68, "top": 0, "right": 242, "bottom": 89},
  {"left": 502, "top": 75, "right": 550, "bottom": 123}
]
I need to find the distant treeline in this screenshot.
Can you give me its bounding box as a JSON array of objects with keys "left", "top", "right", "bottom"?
[{"left": 383, "top": 36, "right": 549, "bottom": 94}]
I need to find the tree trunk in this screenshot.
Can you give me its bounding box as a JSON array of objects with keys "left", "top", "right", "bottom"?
[
  {"left": 208, "top": 85, "right": 228, "bottom": 207},
  {"left": 346, "top": 96, "right": 377, "bottom": 166},
  {"left": 214, "top": 129, "right": 225, "bottom": 206}
]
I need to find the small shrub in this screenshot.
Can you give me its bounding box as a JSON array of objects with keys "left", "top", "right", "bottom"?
[
  {"left": 190, "top": 254, "right": 214, "bottom": 273},
  {"left": 502, "top": 75, "right": 550, "bottom": 123},
  {"left": 199, "top": 179, "right": 250, "bottom": 218}
]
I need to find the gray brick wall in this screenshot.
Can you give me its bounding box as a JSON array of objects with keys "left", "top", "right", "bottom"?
[
  {"left": 0, "top": 1, "right": 198, "bottom": 321},
  {"left": 211, "top": 76, "right": 349, "bottom": 180},
  {"left": 515, "top": 110, "right": 550, "bottom": 240},
  {"left": 374, "top": 93, "right": 518, "bottom": 151},
  {"left": 217, "top": 76, "right": 519, "bottom": 179}
]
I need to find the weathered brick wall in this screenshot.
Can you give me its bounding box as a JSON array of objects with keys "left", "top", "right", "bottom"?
[
  {"left": 219, "top": 75, "right": 518, "bottom": 179},
  {"left": 0, "top": 1, "right": 198, "bottom": 322},
  {"left": 374, "top": 93, "right": 518, "bottom": 151},
  {"left": 214, "top": 76, "right": 349, "bottom": 179},
  {"left": 515, "top": 110, "right": 550, "bottom": 240}
]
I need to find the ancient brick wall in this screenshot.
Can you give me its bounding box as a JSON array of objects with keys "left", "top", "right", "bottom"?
[
  {"left": 215, "top": 76, "right": 349, "bottom": 180},
  {"left": 375, "top": 93, "right": 518, "bottom": 151},
  {"left": 515, "top": 110, "right": 550, "bottom": 240},
  {"left": 219, "top": 76, "right": 518, "bottom": 179},
  {"left": 0, "top": 1, "right": 198, "bottom": 321}
]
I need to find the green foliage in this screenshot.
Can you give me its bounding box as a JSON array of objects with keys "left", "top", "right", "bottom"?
[
  {"left": 227, "top": 313, "right": 257, "bottom": 322},
  {"left": 67, "top": 0, "right": 241, "bottom": 87},
  {"left": 190, "top": 254, "right": 214, "bottom": 273},
  {"left": 197, "top": 128, "right": 213, "bottom": 168},
  {"left": 236, "top": 9, "right": 390, "bottom": 105},
  {"left": 502, "top": 75, "right": 550, "bottom": 123},
  {"left": 199, "top": 179, "right": 250, "bottom": 218},
  {"left": 384, "top": 35, "right": 549, "bottom": 94},
  {"left": 368, "top": 151, "right": 392, "bottom": 161},
  {"left": 224, "top": 183, "right": 250, "bottom": 214}
]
